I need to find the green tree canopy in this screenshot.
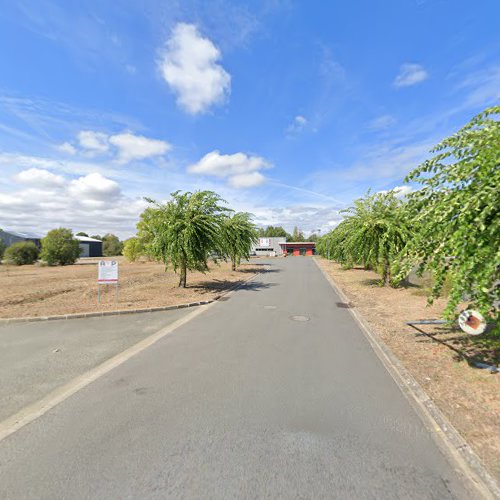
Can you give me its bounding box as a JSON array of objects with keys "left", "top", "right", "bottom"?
[
  {"left": 402, "top": 105, "right": 500, "bottom": 322},
  {"left": 123, "top": 237, "right": 144, "bottom": 262},
  {"left": 102, "top": 234, "right": 123, "bottom": 256},
  {"left": 5, "top": 241, "right": 39, "bottom": 265},
  {"left": 258, "top": 225, "right": 292, "bottom": 240},
  {"left": 318, "top": 191, "right": 411, "bottom": 284},
  {"left": 140, "top": 190, "right": 230, "bottom": 287},
  {"left": 292, "top": 226, "right": 305, "bottom": 241},
  {"left": 220, "top": 212, "right": 258, "bottom": 271},
  {"left": 40, "top": 228, "right": 81, "bottom": 265},
  {"left": 76, "top": 231, "right": 89, "bottom": 237}
]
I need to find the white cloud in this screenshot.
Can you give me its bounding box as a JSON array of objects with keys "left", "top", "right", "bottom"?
[
  {"left": 14, "top": 168, "right": 65, "bottom": 188},
  {"left": 188, "top": 150, "right": 271, "bottom": 188},
  {"left": 109, "top": 132, "right": 171, "bottom": 164},
  {"left": 394, "top": 63, "right": 428, "bottom": 88},
  {"left": 286, "top": 115, "right": 308, "bottom": 135},
  {"left": 377, "top": 185, "right": 413, "bottom": 198},
  {"left": 69, "top": 173, "right": 121, "bottom": 201},
  {"left": 158, "top": 23, "right": 231, "bottom": 114},
  {"left": 55, "top": 142, "right": 76, "bottom": 155},
  {"left": 368, "top": 114, "right": 396, "bottom": 130},
  {"left": 77, "top": 130, "right": 109, "bottom": 153},
  {"left": 228, "top": 172, "right": 266, "bottom": 188}
]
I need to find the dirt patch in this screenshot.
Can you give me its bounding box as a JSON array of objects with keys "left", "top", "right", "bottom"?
[
  {"left": 315, "top": 257, "right": 500, "bottom": 482},
  {"left": 0, "top": 257, "right": 261, "bottom": 319}
]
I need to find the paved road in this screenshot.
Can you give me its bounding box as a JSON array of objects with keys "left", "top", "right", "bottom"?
[
  {"left": 0, "top": 309, "right": 191, "bottom": 421},
  {"left": 0, "top": 258, "right": 473, "bottom": 499}
]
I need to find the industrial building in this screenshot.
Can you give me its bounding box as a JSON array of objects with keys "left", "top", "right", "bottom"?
[
  {"left": 251, "top": 237, "right": 316, "bottom": 256},
  {"left": 75, "top": 235, "right": 103, "bottom": 257},
  {"left": 280, "top": 241, "right": 316, "bottom": 256},
  {"left": 0, "top": 229, "right": 42, "bottom": 248},
  {"left": 251, "top": 237, "right": 286, "bottom": 256}
]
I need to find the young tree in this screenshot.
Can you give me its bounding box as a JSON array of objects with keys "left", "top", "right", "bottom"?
[
  {"left": 40, "top": 228, "right": 81, "bottom": 265},
  {"left": 292, "top": 226, "right": 305, "bottom": 241},
  {"left": 4, "top": 241, "right": 39, "bottom": 265},
  {"left": 141, "top": 190, "right": 229, "bottom": 287},
  {"left": 102, "top": 234, "right": 123, "bottom": 256},
  {"left": 220, "top": 212, "right": 258, "bottom": 271},
  {"left": 318, "top": 191, "right": 411, "bottom": 283},
  {"left": 402, "top": 105, "right": 500, "bottom": 322},
  {"left": 123, "top": 237, "right": 144, "bottom": 262}
]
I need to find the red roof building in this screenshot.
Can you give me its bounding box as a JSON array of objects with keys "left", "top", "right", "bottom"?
[{"left": 279, "top": 241, "right": 316, "bottom": 256}]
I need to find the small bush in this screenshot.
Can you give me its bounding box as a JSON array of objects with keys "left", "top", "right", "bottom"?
[
  {"left": 123, "top": 237, "right": 143, "bottom": 262},
  {"left": 102, "top": 233, "right": 123, "bottom": 256},
  {"left": 0, "top": 239, "right": 6, "bottom": 263},
  {"left": 40, "top": 228, "right": 81, "bottom": 266},
  {"left": 5, "top": 241, "right": 39, "bottom": 265}
]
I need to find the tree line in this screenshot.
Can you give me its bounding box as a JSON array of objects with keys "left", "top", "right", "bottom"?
[{"left": 317, "top": 106, "right": 499, "bottom": 324}]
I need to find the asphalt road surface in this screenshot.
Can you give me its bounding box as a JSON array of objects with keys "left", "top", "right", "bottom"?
[{"left": 0, "top": 258, "right": 474, "bottom": 499}]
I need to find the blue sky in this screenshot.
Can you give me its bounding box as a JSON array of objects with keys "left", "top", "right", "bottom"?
[{"left": 0, "top": 0, "right": 499, "bottom": 238}]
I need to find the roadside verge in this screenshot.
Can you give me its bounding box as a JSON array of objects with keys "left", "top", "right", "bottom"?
[{"left": 314, "top": 257, "right": 500, "bottom": 500}]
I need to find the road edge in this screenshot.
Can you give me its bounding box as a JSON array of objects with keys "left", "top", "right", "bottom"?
[
  {"left": 0, "top": 267, "right": 265, "bottom": 443},
  {"left": 313, "top": 257, "right": 500, "bottom": 500}
]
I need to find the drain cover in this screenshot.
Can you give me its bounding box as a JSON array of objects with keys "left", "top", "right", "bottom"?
[
  {"left": 290, "top": 315, "right": 310, "bottom": 322},
  {"left": 264, "top": 305, "right": 277, "bottom": 310}
]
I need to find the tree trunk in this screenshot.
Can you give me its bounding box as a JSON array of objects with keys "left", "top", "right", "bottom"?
[
  {"left": 231, "top": 255, "right": 236, "bottom": 271},
  {"left": 382, "top": 256, "right": 390, "bottom": 286},
  {"left": 178, "top": 261, "right": 187, "bottom": 287}
]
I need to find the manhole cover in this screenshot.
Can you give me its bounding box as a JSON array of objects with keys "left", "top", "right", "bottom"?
[
  {"left": 264, "top": 305, "right": 277, "bottom": 310},
  {"left": 290, "top": 315, "right": 310, "bottom": 322}
]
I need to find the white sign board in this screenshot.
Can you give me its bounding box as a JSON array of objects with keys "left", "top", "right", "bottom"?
[
  {"left": 98, "top": 260, "right": 118, "bottom": 283},
  {"left": 259, "top": 238, "right": 270, "bottom": 247}
]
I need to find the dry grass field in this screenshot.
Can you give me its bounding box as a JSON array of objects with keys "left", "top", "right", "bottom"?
[
  {"left": 0, "top": 257, "right": 262, "bottom": 319},
  {"left": 316, "top": 257, "right": 500, "bottom": 482}
]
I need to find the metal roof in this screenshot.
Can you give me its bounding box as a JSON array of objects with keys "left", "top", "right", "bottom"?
[
  {"left": 75, "top": 236, "right": 102, "bottom": 242},
  {"left": 0, "top": 229, "right": 42, "bottom": 239}
]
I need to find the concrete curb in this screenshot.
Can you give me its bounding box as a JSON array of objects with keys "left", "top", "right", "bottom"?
[
  {"left": 313, "top": 257, "right": 500, "bottom": 500},
  {"left": 0, "top": 269, "right": 262, "bottom": 326}
]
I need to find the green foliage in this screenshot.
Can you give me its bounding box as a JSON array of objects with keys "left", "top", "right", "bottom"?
[
  {"left": 220, "top": 212, "right": 258, "bottom": 270},
  {"left": 258, "top": 225, "right": 292, "bottom": 240},
  {"left": 0, "top": 238, "right": 6, "bottom": 262},
  {"left": 40, "top": 228, "right": 81, "bottom": 265},
  {"left": 140, "top": 190, "right": 230, "bottom": 287},
  {"left": 123, "top": 237, "right": 144, "bottom": 262},
  {"left": 307, "top": 233, "right": 320, "bottom": 242},
  {"left": 317, "top": 191, "right": 411, "bottom": 285},
  {"left": 76, "top": 231, "right": 89, "bottom": 237},
  {"left": 402, "top": 106, "right": 500, "bottom": 322},
  {"left": 5, "top": 241, "right": 39, "bottom": 265},
  {"left": 292, "top": 226, "right": 305, "bottom": 241},
  {"left": 102, "top": 233, "right": 123, "bottom": 256},
  {"left": 90, "top": 235, "right": 102, "bottom": 240}
]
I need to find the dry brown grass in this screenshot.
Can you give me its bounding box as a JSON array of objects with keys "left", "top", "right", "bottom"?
[
  {"left": 316, "top": 257, "right": 500, "bottom": 482},
  {"left": 0, "top": 257, "right": 262, "bottom": 318}
]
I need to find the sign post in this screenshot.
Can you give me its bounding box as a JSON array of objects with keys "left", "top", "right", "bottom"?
[{"left": 97, "top": 260, "right": 119, "bottom": 304}]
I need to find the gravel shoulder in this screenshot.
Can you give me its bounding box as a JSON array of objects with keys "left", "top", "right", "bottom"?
[{"left": 315, "top": 257, "right": 500, "bottom": 483}]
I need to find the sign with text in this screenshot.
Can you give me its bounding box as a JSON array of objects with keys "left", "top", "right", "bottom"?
[
  {"left": 259, "top": 238, "right": 270, "bottom": 247},
  {"left": 98, "top": 260, "right": 118, "bottom": 283}
]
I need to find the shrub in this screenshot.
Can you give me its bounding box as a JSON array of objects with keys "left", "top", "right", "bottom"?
[
  {"left": 5, "top": 241, "right": 39, "bottom": 265},
  {"left": 40, "top": 228, "right": 81, "bottom": 266},
  {"left": 123, "top": 237, "right": 143, "bottom": 262},
  {"left": 102, "top": 233, "right": 123, "bottom": 256},
  {"left": 0, "top": 239, "right": 6, "bottom": 262}
]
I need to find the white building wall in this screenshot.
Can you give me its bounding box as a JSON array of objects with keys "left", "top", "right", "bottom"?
[{"left": 251, "top": 237, "right": 286, "bottom": 256}]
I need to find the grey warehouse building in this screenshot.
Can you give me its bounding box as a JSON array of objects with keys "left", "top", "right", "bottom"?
[
  {"left": 0, "top": 229, "right": 42, "bottom": 248},
  {"left": 251, "top": 237, "right": 286, "bottom": 256},
  {"left": 75, "top": 236, "right": 103, "bottom": 257}
]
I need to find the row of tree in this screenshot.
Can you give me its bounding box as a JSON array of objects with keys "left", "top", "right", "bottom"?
[
  {"left": 128, "top": 191, "right": 259, "bottom": 287},
  {"left": 257, "top": 225, "right": 318, "bottom": 242},
  {"left": 317, "top": 106, "right": 499, "bottom": 323},
  {"left": 0, "top": 230, "right": 125, "bottom": 266}
]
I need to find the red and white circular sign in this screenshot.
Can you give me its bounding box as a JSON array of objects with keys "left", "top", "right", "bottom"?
[{"left": 458, "top": 310, "right": 486, "bottom": 335}]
